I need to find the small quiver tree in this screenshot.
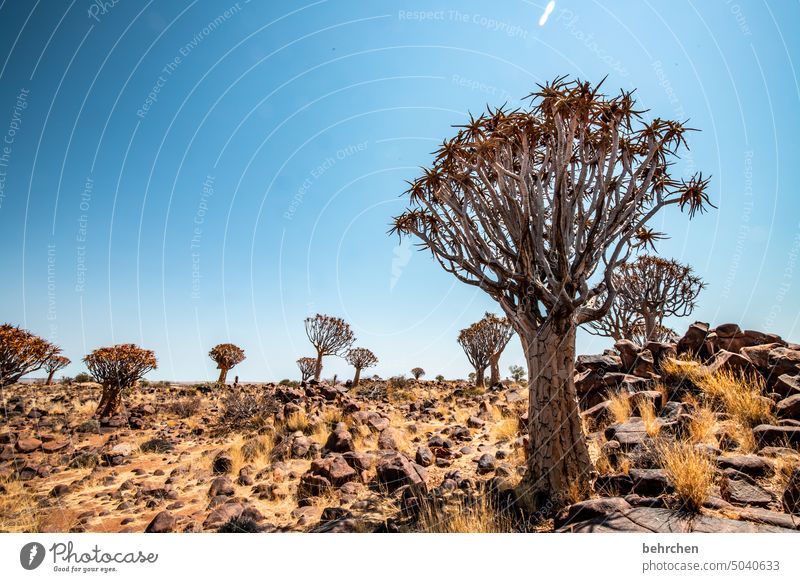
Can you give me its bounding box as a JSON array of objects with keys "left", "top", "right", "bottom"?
[
  {"left": 457, "top": 321, "right": 495, "bottom": 388},
  {"left": 304, "top": 314, "right": 355, "bottom": 381},
  {"left": 296, "top": 357, "right": 317, "bottom": 382},
  {"left": 0, "top": 324, "right": 60, "bottom": 387},
  {"left": 345, "top": 347, "right": 378, "bottom": 387},
  {"left": 84, "top": 344, "right": 157, "bottom": 418},
  {"left": 411, "top": 367, "right": 425, "bottom": 380},
  {"left": 209, "top": 343, "right": 246, "bottom": 385},
  {"left": 44, "top": 355, "right": 71, "bottom": 385},
  {"left": 480, "top": 313, "right": 514, "bottom": 385}
]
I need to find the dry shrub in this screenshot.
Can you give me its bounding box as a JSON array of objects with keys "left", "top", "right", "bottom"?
[
  {"left": 240, "top": 434, "right": 275, "bottom": 465},
  {"left": 492, "top": 417, "right": 521, "bottom": 443},
  {"left": 283, "top": 411, "right": 312, "bottom": 434},
  {"left": 219, "top": 389, "right": 277, "bottom": 432},
  {"left": 387, "top": 375, "right": 415, "bottom": 403},
  {"left": 607, "top": 390, "right": 632, "bottom": 424},
  {"left": 659, "top": 440, "right": 715, "bottom": 512},
  {"left": 696, "top": 369, "right": 773, "bottom": 428},
  {"left": 168, "top": 396, "right": 202, "bottom": 418},
  {"left": 416, "top": 493, "right": 513, "bottom": 533}
]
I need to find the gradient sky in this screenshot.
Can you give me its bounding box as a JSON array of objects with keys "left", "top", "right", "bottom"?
[{"left": 0, "top": 0, "right": 799, "bottom": 382}]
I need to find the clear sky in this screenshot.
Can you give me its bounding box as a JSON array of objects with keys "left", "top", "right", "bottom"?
[{"left": 0, "top": 0, "right": 799, "bottom": 382}]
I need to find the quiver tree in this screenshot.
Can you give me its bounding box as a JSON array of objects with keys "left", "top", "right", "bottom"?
[
  {"left": 630, "top": 322, "right": 677, "bottom": 346},
  {"left": 296, "top": 357, "right": 316, "bottom": 382},
  {"left": 411, "top": 367, "right": 425, "bottom": 380},
  {"left": 304, "top": 314, "right": 355, "bottom": 381},
  {"left": 480, "top": 313, "right": 515, "bottom": 385},
  {"left": 458, "top": 322, "right": 495, "bottom": 388},
  {"left": 391, "top": 77, "right": 711, "bottom": 509},
  {"left": 345, "top": 347, "right": 378, "bottom": 387},
  {"left": 0, "top": 324, "right": 60, "bottom": 387},
  {"left": 44, "top": 355, "right": 71, "bottom": 385},
  {"left": 84, "top": 344, "right": 156, "bottom": 418},
  {"left": 614, "top": 255, "right": 704, "bottom": 342},
  {"left": 209, "top": 343, "right": 246, "bottom": 385},
  {"left": 585, "top": 287, "right": 642, "bottom": 342}
]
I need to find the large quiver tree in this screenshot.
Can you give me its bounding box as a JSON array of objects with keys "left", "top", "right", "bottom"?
[{"left": 391, "top": 77, "right": 711, "bottom": 509}]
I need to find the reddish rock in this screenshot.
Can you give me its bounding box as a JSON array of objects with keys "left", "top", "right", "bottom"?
[{"left": 15, "top": 437, "right": 42, "bottom": 453}]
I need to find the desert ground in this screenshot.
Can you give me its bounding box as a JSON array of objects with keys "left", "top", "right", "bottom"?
[{"left": 2, "top": 322, "right": 800, "bottom": 533}]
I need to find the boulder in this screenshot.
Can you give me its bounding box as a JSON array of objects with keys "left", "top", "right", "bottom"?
[
  {"left": 776, "top": 394, "right": 800, "bottom": 420},
  {"left": 297, "top": 473, "right": 331, "bottom": 498},
  {"left": 575, "top": 353, "right": 622, "bottom": 375},
  {"left": 703, "top": 350, "right": 756, "bottom": 376},
  {"left": 628, "top": 468, "right": 672, "bottom": 496},
  {"left": 720, "top": 471, "right": 773, "bottom": 507},
  {"left": 208, "top": 476, "right": 235, "bottom": 497},
  {"left": 415, "top": 446, "right": 434, "bottom": 467},
  {"left": 773, "top": 374, "right": 800, "bottom": 399},
  {"left": 715, "top": 455, "right": 774, "bottom": 478},
  {"left": 783, "top": 467, "right": 800, "bottom": 515},
  {"left": 212, "top": 451, "right": 233, "bottom": 474},
  {"left": 767, "top": 347, "right": 800, "bottom": 378},
  {"left": 375, "top": 452, "right": 427, "bottom": 493},
  {"left": 753, "top": 424, "right": 800, "bottom": 447},
  {"left": 309, "top": 454, "right": 357, "bottom": 487},
  {"left": 378, "top": 428, "right": 404, "bottom": 451},
  {"left": 145, "top": 511, "right": 177, "bottom": 533},
  {"left": 476, "top": 453, "right": 496, "bottom": 475},
  {"left": 15, "top": 437, "right": 42, "bottom": 453},
  {"left": 677, "top": 322, "right": 710, "bottom": 357},
  {"left": 324, "top": 423, "right": 355, "bottom": 453}
]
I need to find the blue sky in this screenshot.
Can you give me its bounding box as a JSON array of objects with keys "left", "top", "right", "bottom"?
[{"left": 0, "top": 0, "right": 799, "bottom": 381}]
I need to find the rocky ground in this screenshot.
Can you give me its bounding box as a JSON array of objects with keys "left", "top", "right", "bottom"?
[{"left": 2, "top": 322, "right": 800, "bottom": 533}]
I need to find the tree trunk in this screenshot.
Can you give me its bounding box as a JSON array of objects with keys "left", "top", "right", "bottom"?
[
  {"left": 489, "top": 353, "right": 501, "bottom": 386},
  {"left": 642, "top": 310, "right": 657, "bottom": 343},
  {"left": 96, "top": 385, "right": 123, "bottom": 418},
  {"left": 46, "top": 370, "right": 55, "bottom": 385},
  {"left": 352, "top": 367, "right": 361, "bottom": 387},
  {"left": 519, "top": 318, "right": 591, "bottom": 511},
  {"left": 474, "top": 366, "right": 486, "bottom": 388},
  {"left": 217, "top": 367, "right": 228, "bottom": 385},
  {"left": 314, "top": 352, "right": 323, "bottom": 382}
]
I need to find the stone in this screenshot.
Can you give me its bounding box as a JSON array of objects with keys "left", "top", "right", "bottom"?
[
  {"left": 628, "top": 468, "right": 672, "bottom": 496},
  {"left": 375, "top": 452, "right": 427, "bottom": 493},
  {"left": 378, "top": 428, "right": 403, "bottom": 451},
  {"left": 415, "top": 446, "right": 434, "bottom": 467},
  {"left": 554, "top": 497, "right": 632, "bottom": 529},
  {"left": 15, "top": 437, "right": 42, "bottom": 453},
  {"left": 324, "top": 423, "right": 355, "bottom": 453},
  {"left": 290, "top": 435, "right": 313, "bottom": 459},
  {"left": 783, "top": 467, "right": 800, "bottom": 515},
  {"left": 297, "top": 473, "right": 331, "bottom": 498},
  {"left": 467, "top": 416, "right": 485, "bottom": 428},
  {"left": 768, "top": 347, "right": 800, "bottom": 378},
  {"left": 203, "top": 503, "right": 244, "bottom": 529},
  {"left": 703, "top": 350, "right": 756, "bottom": 376},
  {"left": 776, "top": 394, "right": 800, "bottom": 420},
  {"left": 309, "top": 454, "right": 357, "bottom": 487},
  {"left": 41, "top": 440, "right": 70, "bottom": 453},
  {"left": 720, "top": 471, "right": 772, "bottom": 507},
  {"left": 476, "top": 453, "right": 496, "bottom": 475},
  {"left": 716, "top": 455, "right": 774, "bottom": 478},
  {"left": 773, "top": 374, "right": 800, "bottom": 399},
  {"left": 145, "top": 511, "right": 176, "bottom": 533},
  {"left": 753, "top": 424, "right": 800, "bottom": 447},
  {"left": 740, "top": 343, "right": 783, "bottom": 370},
  {"left": 575, "top": 354, "right": 622, "bottom": 374},
  {"left": 677, "top": 322, "right": 710, "bottom": 357},
  {"left": 208, "top": 476, "right": 235, "bottom": 497},
  {"left": 341, "top": 451, "right": 375, "bottom": 472}
]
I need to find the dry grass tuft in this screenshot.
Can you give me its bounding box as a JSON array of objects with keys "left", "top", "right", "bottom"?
[
  {"left": 696, "top": 369, "right": 773, "bottom": 428},
  {"left": 607, "top": 390, "right": 632, "bottom": 424},
  {"left": 687, "top": 405, "right": 718, "bottom": 445},
  {"left": 492, "top": 417, "right": 521, "bottom": 442},
  {"left": 0, "top": 478, "right": 44, "bottom": 532},
  {"left": 636, "top": 398, "right": 661, "bottom": 437},
  {"left": 283, "top": 411, "right": 312, "bottom": 434},
  {"left": 416, "top": 493, "right": 513, "bottom": 533},
  {"left": 660, "top": 355, "right": 706, "bottom": 385},
  {"left": 659, "top": 440, "right": 715, "bottom": 512}
]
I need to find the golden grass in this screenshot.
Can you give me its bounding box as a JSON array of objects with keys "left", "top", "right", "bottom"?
[
  {"left": 416, "top": 493, "right": 513, "bottom": 533},
  {"left": 696, "top": 369, "right": 773, "bottom": 428},
  {"left": 71, "top": 398, "right": 98, "bottom": 417},
  {"left": 636, "top": 398, "right": 661, "bottom": 437},
  {"left": 659, "top": 440, "right": 715, "bottom": 512},
  {"left": 492, "top": 417, "right": 521, "bottom": 442},
  {"left": 687, "top": 406, "right": 718, "bottom": 446},
  {"left": 283, "top": 411, "right": 312, "bottom": 434},
  {"left": 660, "top": 355, "right": 706, "bottom": 385},
  {"left": 607, "top": 390, "right": 632, "bottom": 424},
  {"left": 0, "top": 478, "right": 43, "bottom": 532}
]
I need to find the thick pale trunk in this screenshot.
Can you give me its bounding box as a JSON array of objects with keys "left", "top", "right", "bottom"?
[
  {"left": 474, "top": 366, "right": 486, "bottom": 388},
  {"left": 489, "top": 353, "right": 501, "bottom": 385},
  {"left": 46, "top": 370, "right": 55, "bottom": 385},
  {"left": 519, "top": 319, "right": 591, "bottom": 511},
  {"left": 314, "top": 352, "right": 323, "bottom": 382},
  {"left": 642, "top": 310, "right": 657, "bottom": 343},
  {"left": 218, "top": 367, "right": 228, "bottom": 384},
  {"left": 352, "top": 367, "right": 361, "bottom": 387},
  {"left": 96, "top": 384, "right": 123, "bottom": 418}
]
